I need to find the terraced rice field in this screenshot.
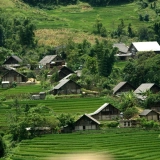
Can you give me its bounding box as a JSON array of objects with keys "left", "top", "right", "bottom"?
[{"left": 10, "top": 129, "right": 160, "bottom": 160}]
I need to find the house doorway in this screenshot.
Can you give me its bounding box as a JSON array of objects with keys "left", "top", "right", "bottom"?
[{"left": 83, "top": 126, "right": 85, "bottom": 130}]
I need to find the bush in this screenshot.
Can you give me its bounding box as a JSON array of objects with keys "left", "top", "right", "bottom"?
[
  {"left": 107, "top": 121, "right": 119, "bottom": 128},
  {"left": 123, "top": 107, "right": 138, "bottom": 119}
]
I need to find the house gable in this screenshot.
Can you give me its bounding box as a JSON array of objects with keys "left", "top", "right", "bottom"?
[
  {"left": 128, "top": 41, "right": 160, "bottom": 55},
  {"left": 113, "top": 82, "right": 135, "bottom": 95},
  {"left": 134, "top": 83, "right": 160, "bottom": 94},
  {"left": 2, "top": 69, "right": 27, "bottom": 83},
  {"left": 89, "top": 103, "right": 120, "bottom": 120},
  {"left": 74, "top": 114, "right": 100, "bottom": 131},
  {"left": 3, "top": 56, "right": 22, "bottom": 67}
]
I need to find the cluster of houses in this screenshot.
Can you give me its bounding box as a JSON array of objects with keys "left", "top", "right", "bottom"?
[
  {"left": 1, "top": 41, "right": 160, "bottom": 94},
  {"left": 1, "top": 41, "right": 160, "bottom": 133},
  {"left": 0, "top": 54, "right": 82, "bottom": 95},
  {"left": 62, "top": 81, "right": 160, "bottom": 132}
]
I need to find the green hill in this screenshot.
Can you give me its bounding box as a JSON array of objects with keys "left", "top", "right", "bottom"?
[{"left": 1, "top": 0, "right": 160, "bottom": 46}]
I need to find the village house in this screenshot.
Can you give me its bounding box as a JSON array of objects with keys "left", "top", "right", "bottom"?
[
  {"left": 89, "top": 103, "right": 120, "bottom": 120},
  {"left": 128, "top": 41, "right": 160, "bottom": 56},
  {"left": 58, "top": 66, "right": 74, "bottom": 80},
  {"left": 74, "top": 114, "right": 100, "bottom": 131},
  {"left": 134, "top": 83, "right": 160, "bottom": 100},
  {"left": 113, "top": 81, "right": 135, "bottom": 95},
  {"left": 139, "top": 109, "right": 160, "bottom": 121},
  {"left": 113, "top": 43, "right": 132, "bottom": 60},
  {"left": 39, "top": 55, "right": 65, "bottom": 69},
  {"left": 3, "top": 55, "right": 23, "bottom": 68},
  {"left": 1, "top": 69, "right": 27, "bottom": 83},
  {"left": 50, "top": 79, "right": 81, "bottom": 95}
]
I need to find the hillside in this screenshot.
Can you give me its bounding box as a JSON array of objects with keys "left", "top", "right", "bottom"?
[{"left": 1, "top": 0, "right": 160, "bottom": 46}]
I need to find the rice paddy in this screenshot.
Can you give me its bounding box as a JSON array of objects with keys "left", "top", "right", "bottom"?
[{"left": 10, "top": 129, "right": 160, "bottom": 160}]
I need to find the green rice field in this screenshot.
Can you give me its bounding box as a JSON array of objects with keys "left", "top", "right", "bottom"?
[{"left": 10, "top": 129, "right": 160, "bottom": 160}]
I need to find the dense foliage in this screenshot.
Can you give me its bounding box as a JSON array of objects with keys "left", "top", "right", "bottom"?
[
  {"left": 21, "top": 0, "right": 78, "bottom": 6},
  {"left": 0, "top": 12, "right": 36, "bottom": 53},
  {"left": 0, "top": 135, "right": 5, "bottom": 158},
  {"left": 123, "top": 52, "right": 160, "bottom": 87}
]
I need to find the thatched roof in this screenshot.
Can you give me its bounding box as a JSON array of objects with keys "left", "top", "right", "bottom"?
[
  {"left": 2, "top": 69, "right": 27, "bottom": 78},
  {"left": 134, "top": 83, "right": 157, "bottom": 94},
  {"left": 139, "top": 109, "right": 159, "bottom": 116},
  {"left": 76, "top": 114, "right": 100, "bottom": 125},
  {"left": 113, "top": 81, "right": 135, "bottom": 94},
  {"left": 113, "top": 43, "right": 129, "bottom": 53},
  {"left": 3, "top": 55, "right": 22, "bottom": 64},
  {"left": 39, "top": 55, "right": 57, "bottom": 65},
  {"left": 52, "top": 79, "right": 81, "bottom": 90},
  {"left": 89, "top": 103, "right": 119, "bottom": 116}
]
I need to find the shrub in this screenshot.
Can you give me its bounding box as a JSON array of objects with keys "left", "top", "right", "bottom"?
[
  {"left": 107, "top": 121, "right": 119, "bottom": 128},
  {"left": 123, "top": 107, "right": 138, "bottom": 119}
]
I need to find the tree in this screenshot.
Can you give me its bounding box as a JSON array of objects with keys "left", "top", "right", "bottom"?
[
  {"left": 0, "top": 25, "right": 4, "bottom": 47},
  {"left": 128, "top": 23, "right": 134, "bottom": 37},
  {"left": 0, "top": 135, "right": 6, "bottom": 158},
  {"left": 57, "top": 113, "right": 75, "bottom": 129},
  {"left": 19, "top": 18, "right": 36, "bottom": 47}
]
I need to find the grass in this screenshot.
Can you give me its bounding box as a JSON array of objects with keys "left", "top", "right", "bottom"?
[
  {"left": 9, "top": 129, "right": 160, "bottom": 160},
  {"left": 0, "top": 84, "right": 43, "bottom": 98},
  {"left": 1, "top": 0, "right": 160, "bottom": 46}
]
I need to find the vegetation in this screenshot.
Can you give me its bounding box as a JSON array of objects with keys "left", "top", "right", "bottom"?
[
  {"left": 1, "top": 0, "right": 160, "bottom": 159},
  {"left": 9, "top": 129, "right": 160, "bottom": 160}
]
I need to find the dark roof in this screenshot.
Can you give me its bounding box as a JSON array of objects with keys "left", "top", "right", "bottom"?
[
  {"left": 59, "top": 66, "right": 74, "bottom": 73},
  {"left": 54, "top": 79, "right": 70, "bottom": 89},
  {"left": 3, "top": 55, "right": 22, "bottom": 64},
  {"left": 76, "top": 114, "right": 100, "bottom": 125},
  {"left": 59, "top": 73, "right": 73, "bottom": 82},
  {"left": 89, "top": 103, "right": 119, "bottom": 116},
  {"left": 39, "top": 55, "right": 57, "bottom": 65},
  {"left": 113, "top": 82, "right": 134, "bottom": 94},
  {"left": 52, "top": 79, "right": 81, "bottom": 90},
  {"left": 134, "top": 83, "right": 156, "bottom": 94},
  {"left": 12, "top": 56, "right": 23, "bottom": 63},
  {"left": 113, "top": 43, "right": 129, "bottom": 53},
  {"left": 2, "top": 69, "right": 27, "bottom": 78},
  {"left": 139, "top": 109, "right": 159, "bottom": 116}
]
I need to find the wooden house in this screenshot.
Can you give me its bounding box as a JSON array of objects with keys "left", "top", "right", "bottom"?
[
  {"left": 74, "top": 114, "right": 100, "bottom": 131},
  {"left": 58, "top": 66, "right": 74, "bottom": 80},
  {"left": 39, "top": 55, "right": 65, "bottom": 69},
  {"left": 113, "top": 43, "right": 132, "bottom": 60},
  {"left": 3, "top": 55, "right": 23, "bottom": 68},
  {"left": 89, "top": 103, "right": 120, "bottom": 120},
  {"left": 128, "top": 41, "right": 160, "bottom": 56},
  {"left": 139, "top": 109, "right": 160, "bottom": 121},
  {"left": 2, "top": 69, "right": 27, "bottom": 83},
  {"left": 113, "top": 81, "right": 135, "bottom": 95},
  {"left": 50, "top": 79, "right": 81, "bottom": 95},
  {"left": 134, "top": 83, "right": 160, "bottom": 95}
]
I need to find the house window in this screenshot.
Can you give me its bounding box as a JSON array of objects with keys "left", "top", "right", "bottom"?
[
  {"left": 124, "top": 122, "right": 126, "bottom": 126},
  {"left": 128, "top": 122, "right": 130, "bottom": 126}
]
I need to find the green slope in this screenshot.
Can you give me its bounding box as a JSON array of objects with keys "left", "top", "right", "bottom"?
[
  {"left": 10, "top": 129, "right": 160, "bottom": 160},
  {"left": 1, "top": 0, "right": 160, "bottom": 31}
]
